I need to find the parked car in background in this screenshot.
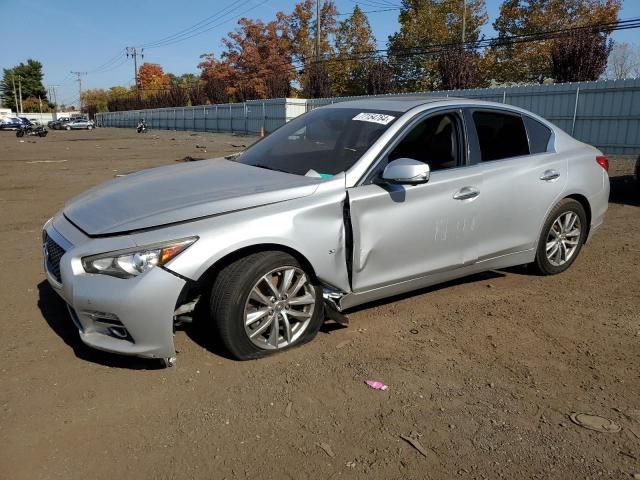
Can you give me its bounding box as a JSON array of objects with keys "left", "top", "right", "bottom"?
[
  {"left": 61, "top": 118, "right": 94, "bottom": 130},
  {"left": 0, "top": 117, "right": 28, "bottom": 130},
  {"left": 42, "top": 97, "right": 610, "bottom": 367},
  {"left": 49, "top": 117, "right": 71, "bottom": 129},
  {"left": 28, "top": 118, "right": 41, "bottom": 126}
]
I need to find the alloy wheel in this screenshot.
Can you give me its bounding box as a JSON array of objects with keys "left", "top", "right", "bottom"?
[
  {"left": 243, "top": 266, "right": 316, "bottom": 350},
  {"left": 545, "top": 211, "right": 581, "bottom": 267}
]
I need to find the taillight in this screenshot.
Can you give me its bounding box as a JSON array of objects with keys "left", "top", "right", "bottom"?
[{"left": 596, "top": 155, "right": 609, "bottom": 172}]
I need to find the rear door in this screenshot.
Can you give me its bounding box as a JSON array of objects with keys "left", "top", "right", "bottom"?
[
  {"left": 348, "top": 109, "right": 482, "bottom": 292},
  {"left": 465, "top": 109, "right": 567, "bottom": 261}
]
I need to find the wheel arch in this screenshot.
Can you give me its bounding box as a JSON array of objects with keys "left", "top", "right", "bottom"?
[
  {"left": 194, "top": 243, "right": 319, "bottom": 289},
  {"left": 564, "top": 193, "right": 592, "bottom": 239}
]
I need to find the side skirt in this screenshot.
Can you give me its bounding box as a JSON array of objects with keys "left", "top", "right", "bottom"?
[{"left": 338, "top": 248, "right": 535, "bottom": 311}]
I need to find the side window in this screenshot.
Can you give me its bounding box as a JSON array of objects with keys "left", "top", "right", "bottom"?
[
  {"left": 523, "top": 116, "right": 552, "bottom": 154},
  {"left": 388, "top": 113, "right": 460, "bottom": 171},
  {"left": 472, "top": 111, "right": 529, "bottom": 161}
]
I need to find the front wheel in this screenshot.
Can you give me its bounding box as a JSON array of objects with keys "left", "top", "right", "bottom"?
[
  {"left": 210, "top": 251, "right": 324, "bottom": 360},
  {"left": 533, "top": 198, "right": 587, "bottom": 275},
  {"left": 16, "top": 130, "right": 24, "bottom": 137}
]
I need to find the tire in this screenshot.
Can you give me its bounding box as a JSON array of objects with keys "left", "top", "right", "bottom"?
[
  {"left": 88, "top": 125, "right": 93, "bottom": 130},
  {"left": 210, "top": 251, "right": 324, "bottom": 360},
  {"left": 16, "top": 130, "right": 24, "bottom": 137},
  {"left": 533, "top": 198, "right": 587, "bottom": 275},
  {"left": 65, "top": 126, "right": 71, "bottom": 131}
]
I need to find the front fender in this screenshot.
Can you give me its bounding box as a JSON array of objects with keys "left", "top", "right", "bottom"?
[{"left": 130, "top": 174, "right": 352, "bottom": 293}]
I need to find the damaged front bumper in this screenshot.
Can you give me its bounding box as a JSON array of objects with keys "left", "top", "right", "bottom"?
[{"left": 43, "top": 222, "right": 185, "bottom": 361}]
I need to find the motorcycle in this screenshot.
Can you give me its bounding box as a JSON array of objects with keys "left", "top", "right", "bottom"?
[
  {"left": 16, "top": 125, "right": 48, "bottom": 138},
  {"left": 136, "top": 121, "right": 147, "bottom": 133}
]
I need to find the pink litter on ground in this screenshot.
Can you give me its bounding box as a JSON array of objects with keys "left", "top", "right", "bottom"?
[{"left": 365, "top": 380, "right": 388, "bottom": 391}]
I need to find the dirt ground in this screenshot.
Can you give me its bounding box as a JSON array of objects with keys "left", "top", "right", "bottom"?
[{"left": 0, "top": 127, "right": 638, "bottom": 480}]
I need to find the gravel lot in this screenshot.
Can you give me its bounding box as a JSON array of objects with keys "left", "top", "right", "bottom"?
[{"left": 0, "top": 128, "right": 638, "bottom": 480}]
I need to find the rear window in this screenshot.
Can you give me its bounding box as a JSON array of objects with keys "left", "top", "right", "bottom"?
[
  {"left": 472, "top": 111, "right": 529, "bottom": 161},
  {"left": 524, "top": 116, "right": 552, "bottom": 154}
]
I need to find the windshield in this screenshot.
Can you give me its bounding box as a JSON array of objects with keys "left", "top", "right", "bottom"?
[{"left": 237, "top": 107, "right": 400, "bottom": 177}]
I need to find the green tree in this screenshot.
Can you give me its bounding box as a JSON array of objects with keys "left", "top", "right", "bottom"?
[
  {"left": 388, "top": 0, "right": 487, "bottom": 91},
  {"left": 1, "top": 59, "right": 49, "bottom": 111},
  {"left": 489, "top": 0, "right": 621, "bottom": 83},
  {"left": 333, "top": 5, "right": 377, "bottom": 96}
]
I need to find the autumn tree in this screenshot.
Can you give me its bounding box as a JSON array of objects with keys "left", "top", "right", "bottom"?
[
  {"left": 199, "top": 14, "right": 295, "bottom": 101},
  {"left": 332, "top": 5, "right": 377, "bottom": 96},
  {"left": 438, "top": 46, "right": 481, "bottom": 90},
  {"left": 551, "top": 27, "right": 612, "bottom": 82},
  {"left": 388, "top": 0, "right": 487, "bottom": 91},
  {"left": 490, "top": 0, "right": 621, "bottom": 83},
  {"left": 137, "top": 63, "right": 170, "bottom": 96},
  {"left": 21, "top": 97, "right": 52, "bottom": 113},
  {"left": 81, "top": 89, "right": 110, "bottom": 116},
  {"left": 289, "top": 0, "right": 338, "bottom": 97},
  {"left": 1, "top": 59, "right": 50, "bottom": 111},
  {"left": 365, "top": 58, "right": 395, "bottom": 94}
]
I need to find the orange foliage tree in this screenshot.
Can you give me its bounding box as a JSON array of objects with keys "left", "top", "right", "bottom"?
[
  {"left": 199, "top": 14, "right": 294, "bottom": 102},
  {"left": 137, "top": 63, "right": 170, "bottom": 96}
]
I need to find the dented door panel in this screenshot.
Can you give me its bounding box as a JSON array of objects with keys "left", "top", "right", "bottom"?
[{"left": 348, "top": 168, "right": 483, "bottom": 292}]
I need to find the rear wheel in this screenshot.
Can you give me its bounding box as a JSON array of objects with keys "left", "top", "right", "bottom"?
[
  {"left": 533, "top": 198, "right": 587, "bottom": 275},
  {"left": 210, "top": 251, "right": 323, "bottom": 360}
]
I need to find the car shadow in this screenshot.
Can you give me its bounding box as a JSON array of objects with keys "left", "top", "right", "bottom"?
[
  {"left": 609, "top": 174, "right": 639, "bottom": 207},
  {"left": 341, "top": 270, "right": 507, "bottom": 316},
  {"left": 37, "top": 281, "right": 164, "bottom": 370},
  {"left": 182, "top": 293, "right": 239, "bottom": 360}
]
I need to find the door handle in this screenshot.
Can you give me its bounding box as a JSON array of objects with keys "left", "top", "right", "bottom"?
[
  {"left": 453, "top": 187, "right": 480, "bottom": 200},
  {"left": 540, "top": 169, "right": 560, "bottom": 181}
]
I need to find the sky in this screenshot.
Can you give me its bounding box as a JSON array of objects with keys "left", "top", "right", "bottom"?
[{"left": 1, "top": 0, "right": 639, "bottom": 107}]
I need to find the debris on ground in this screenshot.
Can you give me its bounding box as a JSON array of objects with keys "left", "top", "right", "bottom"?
[
  {"left": 335, "top": 340, "right": 351, "bottom": 349},
  {"left": 26, "top": 159, "right": 68, "bottom": 164},
  {"left": 195, "top": 144, "right": 206, "bottom": 149},
  {"left": 284, "top": 401, "right": 292, "bottom": 418},
  {"left": 569, "top": 413, "right": 621, "bottom": 433},
  {"left": 365, "top": 380, "right": 388, "bottom": 391},
  {"left": 400, "top": 431, "right": 429, "bottom": 458},
  {"left": 316, "top": 442, "right": 335, "bottom": 458}
]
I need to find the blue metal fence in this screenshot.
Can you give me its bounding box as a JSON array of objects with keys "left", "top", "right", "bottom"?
[{"left": 96, "top": 78, "right": 640, "bottom": 155}]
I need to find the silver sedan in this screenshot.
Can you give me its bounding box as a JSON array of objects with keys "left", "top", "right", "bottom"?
[
  {"left": 42, "top": 97, "right": 609, "bottom": 366},
  {"left": 62, "top": 118, "right": 94, "bottom": 130}
]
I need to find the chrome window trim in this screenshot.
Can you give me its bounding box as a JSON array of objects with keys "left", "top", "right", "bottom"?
[{"left": 356, "top": 107, "right": 468, "bottom": 186}]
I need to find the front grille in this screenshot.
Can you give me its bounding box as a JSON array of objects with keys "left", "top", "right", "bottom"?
[{"left": 44, "top": 233, "right": 65, "bottom": 283}]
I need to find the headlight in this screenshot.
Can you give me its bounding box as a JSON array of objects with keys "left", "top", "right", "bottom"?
[{"left": 82, "top": 237, "right": 197, "bottom": 278}]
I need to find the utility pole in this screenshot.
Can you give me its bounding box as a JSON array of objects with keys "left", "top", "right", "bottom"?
[
  {"left": 126, "top": 47, "right": 144, "bottom": 104},
  {"left": 315, "top": 0, "right": 321, "bottom": 61},
  {"left": 11, "top": 75, "right": 19, "bottom": 114},
  {"left": 17, "top": 76, "right": 23, "bottom": 114},
  {"left": 71, "top": 71, "right": 86, "bottom": 112},
  {"left": 48, "top": 84, "right": 60, "bottom": 119},
  {"left": 462, "top": 0, "right": 467, "bottom": 45}
]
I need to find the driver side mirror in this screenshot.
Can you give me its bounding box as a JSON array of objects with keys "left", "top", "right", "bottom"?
[{"left": 381, "top": 158, "right": 430, "bottom": 185}]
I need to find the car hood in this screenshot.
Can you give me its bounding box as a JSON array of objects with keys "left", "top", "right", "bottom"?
[{"left": 63, "top": 158, "right": 320, "bottom": 236}]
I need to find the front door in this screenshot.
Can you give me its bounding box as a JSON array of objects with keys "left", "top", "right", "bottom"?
[{"left": 348, "top": 110, "right": 482, "bottom": 292}]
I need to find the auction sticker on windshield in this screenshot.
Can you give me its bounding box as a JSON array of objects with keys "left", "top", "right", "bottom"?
[{"left": 352, "top": 112, "right": 395, "bottom": 125}]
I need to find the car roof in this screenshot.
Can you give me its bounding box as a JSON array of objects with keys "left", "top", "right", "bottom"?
[{"left": 325, "top": 95, "right": 526, "bottom": 114}]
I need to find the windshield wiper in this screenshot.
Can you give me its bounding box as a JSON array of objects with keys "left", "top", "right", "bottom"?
[{"left": 250, "top": 163, "right": 290, "bottom": 174}]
